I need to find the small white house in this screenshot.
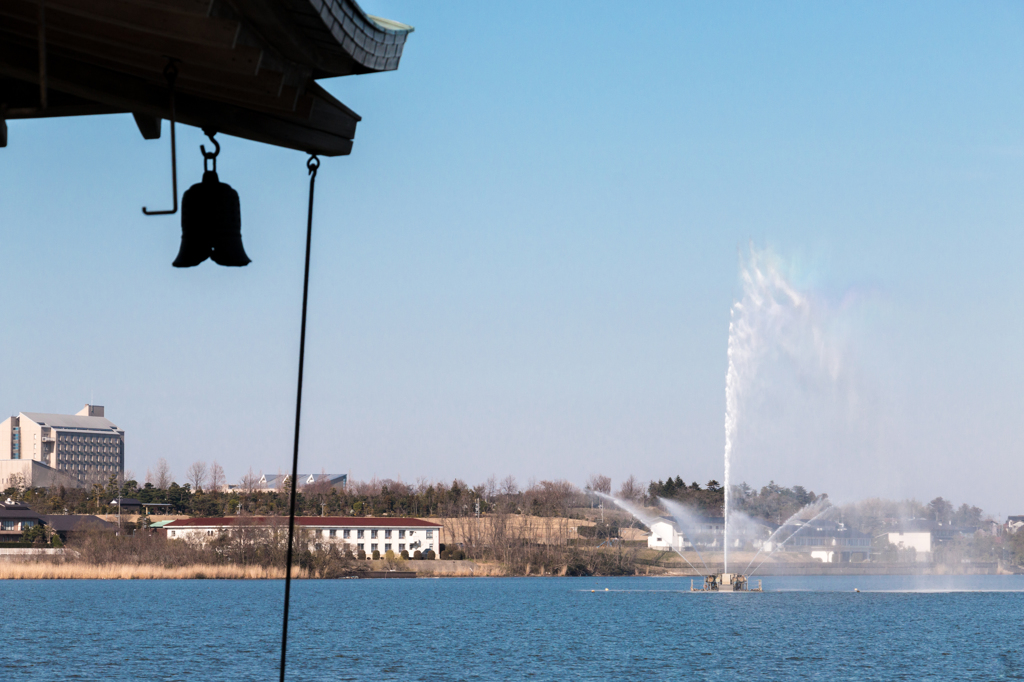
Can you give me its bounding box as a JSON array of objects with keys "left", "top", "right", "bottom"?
[
  {"left": 647, "top": 517, "right": 687, "bottom": 551},
  {"left": 886, "top": 530, "right": 932, "bottom": 562},
  {"left": 164, "top": 516, "right": 442, "bottom": 556}
]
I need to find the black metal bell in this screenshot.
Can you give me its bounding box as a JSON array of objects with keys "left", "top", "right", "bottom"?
[
  {"left": 173, "top": 132, "right": 251, "bottom": 268},
  {"left": 173, "top": 171, "right": 213, "bottom": 267}
]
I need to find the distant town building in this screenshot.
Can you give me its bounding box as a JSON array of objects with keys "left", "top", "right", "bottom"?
[
  {"left": 887, "top": 520, "right": 934, "bottom": 562},
  {"left": 765, "top": 521, "right": 871, "bottom": 563},
  {"left": 1006, "top": 516, "right": 1024, "bottom": 534},
  {"left": 163, "top": 516, "right": 440, "bottom": 556},
  {"left": 0, "top": 405, "right": 124, "bottom": 489},
  {"left": 41, "top": 514, "right": 116, "bottom": 540},
  {"left": 784, "top": 528, "right": 871, "bottom": 563},
  {"left": 0, "top": 498, "right": 42, "bottom": 539},
  {"left": 252, "top": 472, "right": 347, "bottom": 492},
  {"left": 884, "top": 519, "right": 997, "bottom": 562},
  {"left": 1, "top": 498, "right": 115, "bottom": 541},
  {"left": 108, "top": 498, "right": 172, "bottom": 516},
  {"left": 647, "top": 517, "right": 686, "bottom": 551},
  {"left": 646, "top": 515, "right": 773, "bottom": 551}
]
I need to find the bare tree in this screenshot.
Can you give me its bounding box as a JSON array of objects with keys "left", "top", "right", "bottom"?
[
  {"left": 155, "top": 458, "right": 172, "bottom": 489},
  {"left": 123, "top": 469, "right": 137, "bottom": 485},
  {"left": 241, "top": 468, "right": 261, "bottom": 493},
  {"left": 304, "top": 470, "right": 333, "bottom": 513},
  {"left": 381, "top": 478, "right": 413, "bottom": 497},
  {"left": 209, "top": 461, "right": 226, "bottom": 492},
  {"left": 186, "top": 461, "right": 209, "bottom": 491},
  {"left": 8, "top": 472, "right": 26, "bottom": 496},
  {"left": 524, "top": 480, "right": 583, "bottom": 516},
  {"left": 144, "top": 468, "right": 154, "bottom": 486},
  {"left": 587, "top": 474, "right": 612, "bottom": 494},
  {"left": 351, "top": 477, "right": 382, "bottom": 497},
  {"left": 500, "top": 475, "right": 519, "bottom": 496},
  {"left": 618, "top": 475, "right": 643, "bottom": 502},
  {"left": 485, "top": 475, "right": 499, "bottom": 500}
]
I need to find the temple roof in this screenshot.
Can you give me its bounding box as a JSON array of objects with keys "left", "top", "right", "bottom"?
[{"left": 0, "top": 0, "right": 413, "bottom": 155}]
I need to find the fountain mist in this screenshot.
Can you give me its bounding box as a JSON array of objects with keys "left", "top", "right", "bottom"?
[
  {"left": 749, "top": 505, "right": 836, "bottom": 577},
  {"left": 721, "top": 246, "right": 812, "bottom": 572},
  {"left": 657, "top": 497, "right": 709, "bottom": 571},
  {"left": 594, "top": 492, "right": 659, "bottom": 529},
  {"left": 742, "top": 499, "right": 832, "bottom": 574},
  {"left": 596, "top": 493, "right": 704, "bottom": 574}
]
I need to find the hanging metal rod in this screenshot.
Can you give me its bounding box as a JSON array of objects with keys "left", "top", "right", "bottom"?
[
  {"left": 37, "top": 0, "right": 47, "bottom": 110},
  {"left": 142, "top": 60, "right": 179, "bottom": 216}
]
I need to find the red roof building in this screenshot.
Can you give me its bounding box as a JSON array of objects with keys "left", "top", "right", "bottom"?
[{"left": 164, "top": 516, "right": 441, "bottom": 556}]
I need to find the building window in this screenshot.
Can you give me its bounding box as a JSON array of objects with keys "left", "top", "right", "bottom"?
[
  {"left": 170, "top": 531, "right": 176, "bottom": 537},
  {"left": 398, "top": 530, "right": 406, "bottom": 539},
  {"left": 399, "top": 544, "right": 405, "bottom": 552},
  {"left": 357, "top": 543, "right": 364, "bottom": 551},
  {"left": 329, "top": 529, "right": 336, "bottom": 538},
  {"left": 370, "top": 530, "right": 378, "bottom": 539},
  {"left": 426, "top": 530, "right": 433, "bottom": 538},
  {"left": 384, "top": 530, "right": 392, "bottom": 539},
  {"left": 384, "top": 544, "right": 391, "bottom": 552},
  {"left": 371, "top": 543, "right": 377, "bottom": 552},
  {"left": 1, "top": 520, "right": 14, "bottom": 531},
  {"left": 343, "top": 529, "right": 350, "bottom": 539},
  {"left": 357, "top": 530, "right": 364, "bottom": 539}
]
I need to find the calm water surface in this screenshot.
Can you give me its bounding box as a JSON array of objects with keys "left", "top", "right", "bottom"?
[{"left": 3, "top": 575, "right": 1023, "bottom": 680}]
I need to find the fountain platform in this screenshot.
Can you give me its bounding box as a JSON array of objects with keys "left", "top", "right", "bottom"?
[{"left": 691, "top": 573, "right": 762, "bottom": 592}]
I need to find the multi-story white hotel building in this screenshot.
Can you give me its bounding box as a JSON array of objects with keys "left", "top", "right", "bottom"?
[
  {"left": 164, "top": 517, "right": 442, "bottom": 556},
  {"left": 0, "top": 404, "right": 124, "bottom": 488}
]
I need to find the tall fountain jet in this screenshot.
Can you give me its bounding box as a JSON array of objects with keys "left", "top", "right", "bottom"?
[{"left": 721, "top": 246, "right": 809, "bottom": 572}]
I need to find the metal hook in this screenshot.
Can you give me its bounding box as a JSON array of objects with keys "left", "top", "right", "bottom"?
[
  {"left": 201, "top": 128, "right": 220, "bottom": 173},
  {"left": 142, "top": 60, "right": 180, "bottom": 216}
]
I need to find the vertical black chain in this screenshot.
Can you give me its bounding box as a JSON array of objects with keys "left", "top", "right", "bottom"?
[{"left": 280, "top": 153, "right": 320, "bottom": 682}]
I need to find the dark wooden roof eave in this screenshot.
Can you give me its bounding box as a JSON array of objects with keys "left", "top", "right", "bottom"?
[
  {"left": 0, "top": 0, "right": 412, "bottom": 156},
  {"left": 0, "top": 41, "right": 357, "bottom": 156}
]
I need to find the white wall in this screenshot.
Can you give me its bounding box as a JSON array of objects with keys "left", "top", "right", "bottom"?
[
  {"left": 887, "top": 531, "right": 931, "bottom": 554},
  {"left": 168, "top": 522, "right": 441, "bottom": 556},
  {"left": 647, "top": 520, "right": 685, "bottom": 551},
  {"left": 0, "top": 459, "right": 81, "bottom": 489}
]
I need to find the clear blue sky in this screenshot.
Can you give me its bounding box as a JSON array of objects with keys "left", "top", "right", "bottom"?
[{"left": 2, "top": 1, "right": 1021, "bottom": 513}]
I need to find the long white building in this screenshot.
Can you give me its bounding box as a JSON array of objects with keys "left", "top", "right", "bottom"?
[
  {"left": 0, "top": 404, "right": 124, "bottom": 488},
  {"left": 163, "top": 516, "right": 442, "bottom": 557}
]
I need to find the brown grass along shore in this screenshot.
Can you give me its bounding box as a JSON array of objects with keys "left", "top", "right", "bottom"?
[{"left": 0, "top": 562, "right": 298, "bottom": 580}]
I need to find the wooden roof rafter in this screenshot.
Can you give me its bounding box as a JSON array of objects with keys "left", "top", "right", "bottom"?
[{"left": 0, "top": 0, "right": 413, "bottom": 155}]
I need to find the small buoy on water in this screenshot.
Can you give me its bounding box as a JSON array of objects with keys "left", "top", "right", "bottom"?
[
  {"left": 591, "top": 590, "right": 595, "bottom": 592},
  {"left": 605, "top": 588, "right": 609, "bottom": 591},
  {"left": 854, "top": 588, "right": 860, "bottom": 593}
]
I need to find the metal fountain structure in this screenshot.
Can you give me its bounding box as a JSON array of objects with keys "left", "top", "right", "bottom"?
[{"left": 691, "top": 573, "right": 762, "bottom": 592}]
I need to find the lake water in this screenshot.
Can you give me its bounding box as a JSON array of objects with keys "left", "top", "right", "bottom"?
[{"left": 3, "top": 575, "right": 1023, "bottom": 680}]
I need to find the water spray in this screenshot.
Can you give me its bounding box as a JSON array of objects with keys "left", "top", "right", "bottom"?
[
  {"left": 657, "top": 497, "right": 710, "bottom": 572},
  {"left": 748, "top": 505, "right": 835, "bottom": 577},
  {"left": 720, "top": 246, "right": 814, "bottom": 573},
  {"left": 596, "top": 493, "right": 704, "bottom": 575},
  {"left": 742, "top": 499, "right": 831, "bottom": 575}
]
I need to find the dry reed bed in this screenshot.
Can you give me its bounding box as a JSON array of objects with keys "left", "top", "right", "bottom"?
[
  {"left": 0, "top": 562, "right": 307, "bottom": 580},
  {"left": 416, "top": 562, "right": 506, "bottom": 577}
]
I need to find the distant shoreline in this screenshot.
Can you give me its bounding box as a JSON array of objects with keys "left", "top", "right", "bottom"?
[{"left": 0, "top": 559, "right": 1017, "bottom": 579}]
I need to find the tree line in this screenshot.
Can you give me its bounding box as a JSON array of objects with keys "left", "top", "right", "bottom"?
[{"left": 1, "top": 466, "right": 996, "bottom": 539}]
